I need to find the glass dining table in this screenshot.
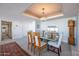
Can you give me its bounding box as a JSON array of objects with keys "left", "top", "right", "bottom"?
[
  {"left": 40, "top": 36, "right": 57, "bottom": 42},
  {"left": 40, "top": 36, "right": 59, "bottom": 51}
]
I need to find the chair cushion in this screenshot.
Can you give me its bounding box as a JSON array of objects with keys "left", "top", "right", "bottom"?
[
  {"left": 36, "top": 41, "right": 46, "bottom": 47},
  {"left": 48, "top": 41, "right": 60, "bottom": 48},
  {"left": 41, "top": 42, "right": 47, "bottom": 47}
]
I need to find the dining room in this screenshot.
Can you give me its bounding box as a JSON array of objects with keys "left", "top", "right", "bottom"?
[{"left": 0, "top": 3, "right": 79, "bottom": 56}]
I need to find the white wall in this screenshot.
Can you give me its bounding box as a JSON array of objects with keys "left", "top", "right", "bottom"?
[
  {"left": 12, "top": 21, "right": 24, "bottom": 39},
  {"left": 0, "top": 17, "right": 34, "bottom": 42},
  {"left": 0, "top": 19, "right": 1, "bottom": 42},
  {"left": 28, "top": 21, "right": 36, "bottom": 32},
  {"left": 77, "top": 13, "right": 79, "bottom": 50},
  {"left": 40, "top": 16, "right": 77, "bottom": 43}
]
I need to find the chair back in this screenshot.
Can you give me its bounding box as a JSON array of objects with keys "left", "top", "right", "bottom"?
[
  {"left": 33, "top": 32, "right": 41, "bottom": 47},
  {"left": 28, "top": 32, "right": 32, "bottom": 44},
  {"left": 40, "top": 31, "right": 45, "bottom": 37},
  {"left": 42, "top": 31, "right": 45, "bottom": 37},
  {"left": 35, "top": 36, "right": 39, "bottom": 45},
  {"left": 58, "top": 33, "right": 62, "bottom": 46}
]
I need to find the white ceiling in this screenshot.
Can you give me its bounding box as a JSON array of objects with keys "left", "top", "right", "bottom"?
[{"left": 0, "top": 3, "right": 79, "bottom": 22}]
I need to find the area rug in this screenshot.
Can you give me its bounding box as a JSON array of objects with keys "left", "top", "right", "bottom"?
[{"left": 0, "top": 42, "right": 30, "bottom": 56}]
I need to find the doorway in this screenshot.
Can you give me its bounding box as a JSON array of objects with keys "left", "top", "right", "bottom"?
[{"left": 1, "top": 21, "right": 12, "bottom": 41}]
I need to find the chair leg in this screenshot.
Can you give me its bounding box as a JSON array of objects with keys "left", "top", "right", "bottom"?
[
  {"left": 47, "top": 45, "right": 49, "bottom": 51},
  {"left": 39, "top": 48, "right": 40, "bottom": 56},
  {"left": 60, "top": 46, "right": 61, "bottom": 52},
  {"left": 28, "top": 44, "right": 29, "bottom": 49},
  {"left": 31, "top": 45, "right": 32, "bottom": 52},
  {"left": 34, "top": 48, "right": 35, "bottom": 55},
  {"left": 58, "top": 48, "right": 60, "bottom": 56},
  {"left": 34, "top": 45, "right": 36, "bottom": 55}
]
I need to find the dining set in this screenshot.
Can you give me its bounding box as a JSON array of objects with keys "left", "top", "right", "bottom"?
[{"left": 27, "top": 31, "right": 62, "bottom": 56}]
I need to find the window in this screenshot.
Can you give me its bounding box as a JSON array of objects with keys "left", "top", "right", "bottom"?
[{"left": 47, "top": 26, "right": 58, "bottom": 32}]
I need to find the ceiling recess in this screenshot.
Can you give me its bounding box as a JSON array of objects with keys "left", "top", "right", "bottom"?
[{"left": 23, "top": 3, "right": 64, "bottom": 20}]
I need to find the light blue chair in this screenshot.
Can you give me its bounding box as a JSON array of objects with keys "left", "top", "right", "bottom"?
[{"left": 47, "top": 33, "right": 62, "bottom": 56}]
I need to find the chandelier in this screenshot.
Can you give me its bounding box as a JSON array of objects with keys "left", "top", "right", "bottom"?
[{"left": 40, "top": 8, "right": 47, "bottom": 20}]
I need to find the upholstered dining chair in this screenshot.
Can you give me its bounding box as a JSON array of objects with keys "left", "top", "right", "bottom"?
[
  {"left": 47, "top": 33, "right": 62, "bottom": 56},
  {"left": 40, "top": 31, "right": 48, "bottom": 42},
  {"left": 33, "top": 32, "right": 47, "bottom": 55},
  {"left": 39, "top": 31, "right": 45, "bottom": 37},
  {"left": 27, "top": 32, "right": 33, "bottom": 51}
]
